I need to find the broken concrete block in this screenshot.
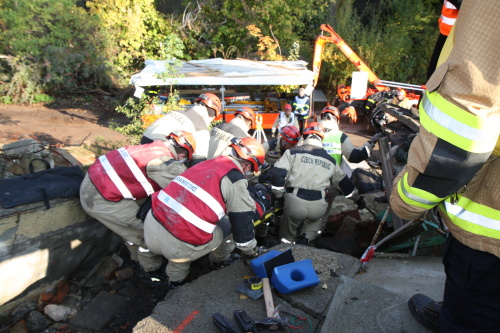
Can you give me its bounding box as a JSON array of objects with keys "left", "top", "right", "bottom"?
[
  {"left": 9, "top": 319, "right": 29, "bottom": 333},
  {"left": 2, "top": 139, "right": 44, "bottom": 158},
  {"left": 44, "top": 304, "right": 77, "bottom": 322},
  {"left": 115, "top": 267, "right": 134, "bottom": 281},
  {"left": 95, "top": 256, "right": 121, "bottom": 280},
  {"left": 25, "top": 310, "right": 51, "bottom": 332},
  {"left": 69, "top": 291, "right": 126, "bottom": 332},
  {"left": 9, "top": 302, "right": 36, "bottom": 323}
]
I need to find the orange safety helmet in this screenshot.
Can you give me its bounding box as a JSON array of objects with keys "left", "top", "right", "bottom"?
[
  {"left": 284, "top": 104, "right": 293, "bottom": 112},
  {"left": 397, "top": 89, "right": 406, "bottom": 98},
  {"left": 195, "top": 93, "right": 222, "bottom": 117},
  {"left": 303, "top": 122, "right": 325, "bottom": 139},
  {"left": 167, "top": 130, "right": 196, "bottom": 160},
  {"left": 230, "top": 137, "right": 265, "bottom": 172},
  {"left": 280, "top": 125, "right": 300, "bottom": 144},
  {"left": 320, "top": 106, "right": 340, "bottom": 123},
  {"left": 234, "top": 107, "right": 256, "bottom": 127}
]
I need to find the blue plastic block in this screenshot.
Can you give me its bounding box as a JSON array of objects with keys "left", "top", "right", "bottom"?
[
  {"left": 250, "top": 250, "right": 282, "bottom": 278},
  {"left": 270, "top": 259, "right": 320, "bottom": 294}
]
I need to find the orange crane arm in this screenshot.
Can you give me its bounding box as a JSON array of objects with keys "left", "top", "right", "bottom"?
[{"left": 312, "top": 24, "right": 389, "bottom": 92}]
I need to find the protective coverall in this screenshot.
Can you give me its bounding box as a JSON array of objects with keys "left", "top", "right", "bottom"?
[
  {"left": 207, "top": 117, "right": 250, "bottom": 159},
  {"left": 390, "top": 0, "right": 500, "bottom": 330},
  {"left": 80, "top": 141, "right": 186, "bottom": 272},
  {"left": 143, "top": 156, "right": 263, "bottom": 283},
  {"left": 141, "top": 104, "right": 213, "bottom": 161},
  {"left": 271, "top": 112, "right": 299, "bottom": 136},
  {"left": 270, "top": 137, "right": 357, "bottom": 243}
]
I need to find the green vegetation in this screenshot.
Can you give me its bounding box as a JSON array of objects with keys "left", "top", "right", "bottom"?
[{"left": 0, "top": 0, "right": 441, "bottom": 109}]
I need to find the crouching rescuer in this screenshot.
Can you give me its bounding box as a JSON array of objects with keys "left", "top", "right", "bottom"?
[
  {"left": 269, "top": 122, "right": 365, "bottom": 245},
  {"left": 143, "top": 137, "right": 270, "bottom": 286},
  {"left": 79, "top": 131, "right": 196, "bottom": 282}
]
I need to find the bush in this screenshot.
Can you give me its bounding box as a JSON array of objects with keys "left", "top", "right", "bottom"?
[
  {"left": 86, "top": 0, "right": 178, "bottom": 80},
  {"left": 0, "top": 0, "right": 116, "bottom": 103}
]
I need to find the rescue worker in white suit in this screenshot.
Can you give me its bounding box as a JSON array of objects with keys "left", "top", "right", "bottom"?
[
  {"left": 207, "top": 107, "right": 256, "bottom": 159},
  {"left": 79, "top": 131, "right": 196, "bottom": 283},
  {"left": 141, "top": 93, "right": 221, "bottom": 164},
  {"left": 271, "top": 104, "right": 299, "bottom": 138},
  {"left": 143, "top": 137, "right": 270, "bottom": 286},
  {"left": 269, "top": 122, "right": 364, "bottom": 245}
]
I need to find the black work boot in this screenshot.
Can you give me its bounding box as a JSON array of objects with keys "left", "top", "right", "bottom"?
[
  {"left": 137, "top": 267, "right": 172, "bottom": 290},
  {"left": 408, "top": 293, "right": 442, "bottom": 333},
  {"left": 256, "top": 236, "right": 268, "bottom": 248},
  {"left": 296, "top": 234, "right": 310, "bottom": 245}
]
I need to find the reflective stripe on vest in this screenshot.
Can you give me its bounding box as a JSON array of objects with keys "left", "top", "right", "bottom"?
[
  {"left": 157, "top": 190, "right": 217, "bottom": 234},
  {"left": 397, "top": 173, "right": 444, "bottom": 209},
  {"left": 98, "top": 148, "right": 155, "bottom": 200},
  {"left": 117, "top": 148, "right": 155, "bottom": 195},
  {"left": 293, "top": 96, "right": 310, "bottom": 116},
  {"left": 420, "top": 91, "right": 500, "bottom": 153},
  {"left": 99, "top": 154, "right": 134, "bottom": 200},
  {"left": 322, "top": 131, "right": 343, "bottom": 165},
  {"left": 440, "top": 197, "right": 500, "bottom": 239},
  {"left": 173, "top": 176, "right": 225, "bottom": 220}
]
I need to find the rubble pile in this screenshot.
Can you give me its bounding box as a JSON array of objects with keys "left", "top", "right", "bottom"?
[
  {"left": 2, "top": 247, "right": 169, "bottom": 333},
  {"left": 0, "top": 139, "right": 97, "bottom": 180}
]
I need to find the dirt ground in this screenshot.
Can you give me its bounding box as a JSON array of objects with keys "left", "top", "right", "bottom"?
[
  {"left": 0, "top": 95, "right": 376, "bottom": 149},
  {"left": 0, "top": 96, "right": 132, "bottom": 147}
]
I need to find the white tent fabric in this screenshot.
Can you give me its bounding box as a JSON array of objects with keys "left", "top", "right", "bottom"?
[{"left": 129, "top": 58, "right": 314, "bottom": 87}]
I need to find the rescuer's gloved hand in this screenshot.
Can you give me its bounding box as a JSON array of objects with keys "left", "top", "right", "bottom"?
[
  {"left": 249, "top": 183, "right": 274, "bottom": 213},
  {"left": 369, "top": 132, "right": 383, "bottom": 144},
  {"left": 363, "top": 140, "right": 375, "bottom": 153},
  {"left": 271, "top": 128, "right": 276, "bottom": 138},
  {"left": 371, "top": 110, "right": 387, "bottom": 133}
]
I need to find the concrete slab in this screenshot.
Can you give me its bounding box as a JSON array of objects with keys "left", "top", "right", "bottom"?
[
  {"left": 133, "top": 261, "right": 318, "bottom": 333},
  {"left": 69, "top": 291, "right": 126, "bottom": 331},
  {"left": 354, "top": 255, "right": 445, "bottom": 301},
  {"left": 320, "top": 275, "right": 432, "bottom": 333},
  {"left": 133, "top": 245, "right": 361, "bottom": 332},
  {"left": 133, "top": 246, "right": 444, "bottom": 333},
  {"left": 269, "top": 244, "right": 362, "bottom": 318}
]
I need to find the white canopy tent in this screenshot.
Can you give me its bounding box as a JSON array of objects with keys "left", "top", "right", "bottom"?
[
  {"left": 129, "top": 58, "right": 320, "bottom": 124},
  {"left": 129, "top": 58, "right": 315, "bottom": 88}
]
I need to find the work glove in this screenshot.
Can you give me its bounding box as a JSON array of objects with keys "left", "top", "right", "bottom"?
[
  {"left": 371, "top": 110, "right": 387, "bottom": 133},
  {"left": 271, "top": 129, "right": 276, "bottom": 138},
  {"left": 249, "top": 183, "right": 274, "bottom": 213},
  {"left": 355, "top": 196, "right": 367, "bottom": 210},
  {"left": 363, "top": 140, "right": 375, "bottom": 153},
  {"left": 369, "top": 132, "right": 383, "bottom": 144}
]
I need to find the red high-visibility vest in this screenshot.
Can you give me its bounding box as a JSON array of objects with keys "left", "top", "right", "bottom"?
[
  {"left": 151, "top": 156, "right": 239, "bottom": 245},
  {"left": 89, "top": 141, "right": 172, "bottom": 201}
]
